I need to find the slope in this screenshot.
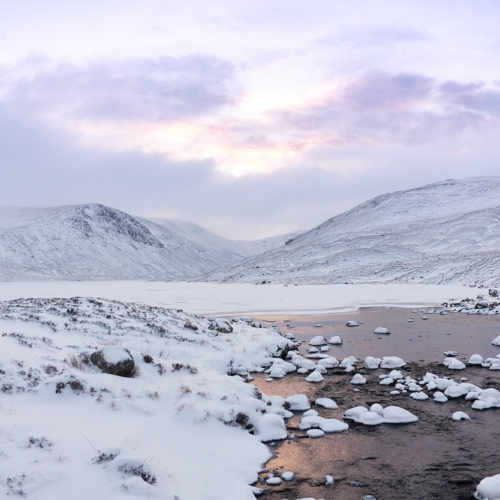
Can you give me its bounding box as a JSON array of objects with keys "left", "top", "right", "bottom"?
[
  {"left": 141, "top": 217, "right": 305, "bottom": 257},
  {"left": 0, "top": 204, "right": 244, "bottom": 281},
  {"left": 202, "top": 177, "right": 500, "bottom": 286}
]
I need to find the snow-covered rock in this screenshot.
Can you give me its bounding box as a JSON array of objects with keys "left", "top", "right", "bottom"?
[
  {"left": 475, "top": 473, "right": 500, "bottom": 500},
  {"left": 379, "top": 377, "right": 394, "bottom": 385},
  {"left": 91, "top": 347, "right": 135, "bottom": 377},
  {"left": 209, "top": 319, "right": 233, "bottom": 334},
  {"left": 285, "top": 394, "right": 310, "bottom": 411},
  {"left": 328, "top": 336, "right": 343, "bottom": 344},
  {"left": 350, "top": 374, "right": 366, "bottom": 385},
  {"left": 307, "top": 429, "right": 325, "bottom": 438},
  {"left": 315, "top": 398, "right": 338, "bottom": 409},
  {"left": 492, "top": 336, "right": 500, "bottom": 346},
  {"left": 291, "top": 355, "right": 317, "bottom": 371},
  {"left": 447, "top": 359, "right": 466, "bottom": 370},
  {"left": 380, "top": 356, "right": 406, "bottom": 369},
  {"left": 374, "top": 327, "right": 390, "bottom": 334},
  {"left": 344, "top": 405, "right": 418, "bottom": 425},
  {"left": 410, "top": 392, "right": 429, "bottom": 400},
  {"left": 299, "top": 416, "right": 349, "bottom": 433},
  {"left": 266, "top": 476, "right": 282, "bottom": 485},
  {"left": 469, "top": 354, "right": 485, "bottom": 365},
  {"left": 305, "top": 370, "right": 324, "bottom": 383},
  {"left": 364, "top": 356, "right": 381, "bottom": 369},
  {"left": 433, "top": 392, "right": 448, "bottom": 403},
  {"left": 346, "top": 321, "right": 359, "bottom": 327},
  {"left": 317, "top": 357, "right": 339, "bottom": 368},
  {"left": 254, "top": 414, "right": 287, "bottom": 442},
  {"left": 309, "top": 336, "right": 327, "bottom": 346},
  {"left": 452, "top": 411, "right": 470, "bottom": 421},
  {"left": 340, "top": 356, "right": 358, "bottom": 368}
]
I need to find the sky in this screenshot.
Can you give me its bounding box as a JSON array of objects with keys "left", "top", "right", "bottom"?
[{"left": 1, "top": 0, "right": 500, "bottom": 239}]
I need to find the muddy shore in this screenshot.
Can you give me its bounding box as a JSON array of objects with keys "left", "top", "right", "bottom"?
[{"left": 251, "top": 307, "right": 500, "bottom": 500}]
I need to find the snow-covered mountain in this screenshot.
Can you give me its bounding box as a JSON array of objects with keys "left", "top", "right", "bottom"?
[
  {"left": 142, "top": 217, "right": 305, "bottom": 257},
  {"left": 202, "top": 177, "right": 500, "bottom": 286},
  {"left": 0, "top": 204, "right": 302, "bottom": 281}
]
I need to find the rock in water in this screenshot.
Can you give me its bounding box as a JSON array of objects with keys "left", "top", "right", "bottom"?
[{"left": 91, "top": 346, "right": 135, "bottom": 377}]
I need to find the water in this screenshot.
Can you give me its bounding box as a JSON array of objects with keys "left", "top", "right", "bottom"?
[{"left": 251, "top": 308, "right": 500, "bottom": 500}]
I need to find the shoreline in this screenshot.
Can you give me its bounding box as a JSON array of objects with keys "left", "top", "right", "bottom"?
[{"left": 250, "top": 307, "right": 500, "bottom": 499}]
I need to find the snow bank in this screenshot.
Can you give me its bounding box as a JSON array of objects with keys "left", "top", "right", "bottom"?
[{"left": 0, "top": 297, "right": 295, "bottom": 500}]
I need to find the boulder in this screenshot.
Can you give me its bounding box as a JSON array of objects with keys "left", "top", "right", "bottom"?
[
  {"left": 208, "top": 319, "right": 233, "bottom": 333},
  {"left": 91, "top": 346, "right": 135, "bottom": 377}
]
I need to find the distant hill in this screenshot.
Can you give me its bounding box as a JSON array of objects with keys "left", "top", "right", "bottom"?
[
  {"left": 201, "top": 177, "right": 500, "bottom": 286},
  {"left": 0, "top": 204, "right": 303, "bottom": 281},
  {"left": 142, "top": 217, "right": 305, "bottom": 257}
]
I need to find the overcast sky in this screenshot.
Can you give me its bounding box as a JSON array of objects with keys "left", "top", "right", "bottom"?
[{"left": 1, "top": 0, "right": 500, "bottom": 239}]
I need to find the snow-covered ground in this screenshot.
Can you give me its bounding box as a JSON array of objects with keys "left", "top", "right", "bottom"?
[
  {"left": 203, "top": 177, "right": 500, "bottom": 286},
  {"left": 0, "top": 282, "right": 480, "bottom": 315},
  {"left": 0, "top": 297, "right": 294, "bottom": 500},
  {"left": 0, "top": 286, "right": 498, "bottom": 499}
]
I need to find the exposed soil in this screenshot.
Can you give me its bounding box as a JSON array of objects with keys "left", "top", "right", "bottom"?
[{"left": 250, "top": 308, "right": 500, "bottom": 500}]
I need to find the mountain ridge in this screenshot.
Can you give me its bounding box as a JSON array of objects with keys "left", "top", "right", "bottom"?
[{"left": 0, "top": 204, "right": 303, "bottom": 281}]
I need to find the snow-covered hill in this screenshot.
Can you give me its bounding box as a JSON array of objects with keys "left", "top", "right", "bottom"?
[
  {"left": 143, "top": 217, "right": 305, "bottom": 257},
  {"left": 202, "top": 177, "right": 500, "bottom": 286},
  {"left": 0, "top": 204, "right": 302, "bottom": 281},
  {"left": 0, "top": 297, "right": 293, "bottom": 499}
]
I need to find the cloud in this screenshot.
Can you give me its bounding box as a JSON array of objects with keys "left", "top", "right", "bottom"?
[
  {"left": 324, "top": 24, "right": 432, "bottom": 48},
  {"left": 273, "top": 72, "right": 498, "bottom": 147},
  {"left": 440, "top": 83, "right": 500, "bottom": 117},
  {"left": 341, "top": 72, "right": 434, "bottom": 110},
  {"left": 3, "top": 61, "right": 500, "bottom": 177},
  {"left": 1, "top": 104, "right": 500, "bottom": 240},
  {"left": 2, "top": 55, "right": 238, "bottom": 123}
]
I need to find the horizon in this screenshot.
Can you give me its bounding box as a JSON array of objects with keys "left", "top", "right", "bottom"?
[{"left": 1, "top": 173, "right": 498, "bottom": 241}]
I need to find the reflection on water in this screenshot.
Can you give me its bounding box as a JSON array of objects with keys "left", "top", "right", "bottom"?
[
  {"left": 255, "top": 307, "right": 500, "bottom": 363},
  {"left": 250, "top": 308, "right": 500, "bottom": 500}
]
